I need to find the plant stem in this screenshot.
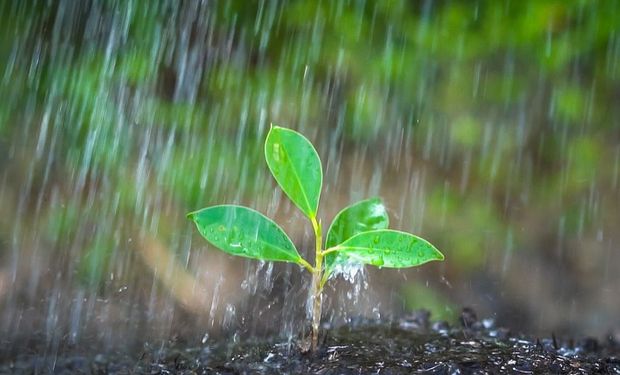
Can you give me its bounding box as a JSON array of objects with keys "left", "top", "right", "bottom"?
[
  {"left": 298, "top": 258, "right": 315, "bottom": 274},
  {"left": 310, "top": 216, "right": 323, "bottom": 351}
]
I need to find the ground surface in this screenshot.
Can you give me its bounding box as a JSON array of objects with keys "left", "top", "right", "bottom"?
[{"left": 2, "top": 309, "right": 619, "bottom": 374}]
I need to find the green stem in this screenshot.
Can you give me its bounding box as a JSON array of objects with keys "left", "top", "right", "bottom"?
[
  {"left": 298, "top": 257, "right": 315, "bottom": 274},
  {"left": 321, "top": 246, "right": 341, "bottom": 256},
  {"left": 310, "top": 216, "right": 323, "bottom": 351},
  {"left": 319, "top": 270, "right": 330, "bottom": 289}
]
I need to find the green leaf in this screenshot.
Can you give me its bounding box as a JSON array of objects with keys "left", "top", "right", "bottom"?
[
  {"left": 324, "top": 198, "right": 389, "bottom": 274},
  {"left": 331, "top": 229, "right": 444, "bottom": 268},
  {"left": 188, "top": 205, "right": 303, "bottom": 264},
  {"left": 264, "top": 125, "right": 322, "bottom": 219}
]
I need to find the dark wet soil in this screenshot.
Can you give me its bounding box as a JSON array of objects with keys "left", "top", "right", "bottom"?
[{"left": 2, "top": 309, "right": 619, "bottom": 374}]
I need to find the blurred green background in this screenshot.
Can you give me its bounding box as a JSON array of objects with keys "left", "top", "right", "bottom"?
[{"left": 0, "top": 0, "right": 619, "bottom": 347}]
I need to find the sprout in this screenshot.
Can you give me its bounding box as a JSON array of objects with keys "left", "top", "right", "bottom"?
[{"left": 188, "top": 125, "right": 444, "bottom": 351}]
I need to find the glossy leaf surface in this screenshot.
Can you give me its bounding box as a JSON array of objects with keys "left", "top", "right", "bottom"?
[
  {"left": 324, "top": 198, "right": 389, "bottom": 273},
  {"left": 333, "top": 229, "right": 444, "bottom": 268},
  {"left": 265, "top": 125, "right": 322, "bottom": 219},
  {"left": 188, "top": 205, "right": 303, "bottom": 264}
]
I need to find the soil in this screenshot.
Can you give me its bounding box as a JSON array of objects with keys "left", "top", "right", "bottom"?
[{"left": 2, "top": 309, "right": 619, "bottom": 374}]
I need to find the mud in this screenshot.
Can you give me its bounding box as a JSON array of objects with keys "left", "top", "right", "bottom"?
[{"left": 2, "top": 309, "right": 619, "bottom": 374}]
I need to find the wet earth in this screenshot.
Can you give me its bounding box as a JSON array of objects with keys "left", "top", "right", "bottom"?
[{"left": 2, "top": 309, "right": 619, "bottom": 374}]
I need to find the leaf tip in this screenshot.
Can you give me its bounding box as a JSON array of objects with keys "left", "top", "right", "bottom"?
[
  {"left": 265, "top": 124, "right": 281, "bottom": 145},
  {"left": 435, "top": 249, "right": 445, "bottom": 261}
]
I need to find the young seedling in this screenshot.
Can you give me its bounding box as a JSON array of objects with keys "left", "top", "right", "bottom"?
[{"left": 188, "top": 125, "right": 444, "bottom": 351}]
